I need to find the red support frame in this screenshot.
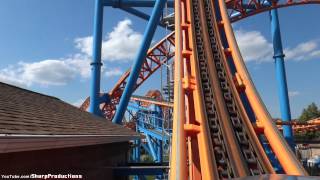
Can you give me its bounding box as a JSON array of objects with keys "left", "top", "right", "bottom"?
[
  {"left": 80, "top": 32, "right": 175, "bottom": 120},
  {"left": 226, "top": 0, "right": 320, "bottom": 22},
  {"left": 80, "top": 0, "right": 320, "bottom": 120}
]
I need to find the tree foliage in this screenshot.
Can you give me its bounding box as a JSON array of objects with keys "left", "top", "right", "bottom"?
[
  {"left": 298, "top": 102, "right": 320, "bottom": 122},
  {"left": 295, "top": 102, "right": 320, "bottom": 139}
]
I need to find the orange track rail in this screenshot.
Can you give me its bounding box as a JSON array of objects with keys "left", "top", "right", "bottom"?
[
  {"left": 170, "top": 0, "right": 219, "bottom": 178},
  {"left": 218, "top": 0, "right": 307, "bottom": 175},
  {"left": 276, "top": 118, "right": 320, "bottom": 133}
]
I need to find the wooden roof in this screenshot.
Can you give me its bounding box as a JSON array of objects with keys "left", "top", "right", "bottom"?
[{"left": 0, "top": 82, "right": 139, "bottom": 153}]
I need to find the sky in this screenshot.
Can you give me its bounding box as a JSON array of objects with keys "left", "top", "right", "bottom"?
[{"left": 0, "top": 0, "right": 319, "bottom": 118}]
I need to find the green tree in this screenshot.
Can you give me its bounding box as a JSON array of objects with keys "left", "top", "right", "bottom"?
[
  {"left": 298, "top": 102, "right": 320, "bottom": 122},
  {"left": 295, "top": 102, "right": 320, "bottom": 140}
]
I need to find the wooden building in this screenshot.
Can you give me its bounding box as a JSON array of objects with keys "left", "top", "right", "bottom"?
[{"left": 0, "top": 82, "right": 139, "bottom": 179}]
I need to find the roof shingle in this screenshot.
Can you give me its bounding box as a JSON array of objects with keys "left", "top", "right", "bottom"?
[{"left": 0, "top": 82, "right": 137, "bottom": 137}]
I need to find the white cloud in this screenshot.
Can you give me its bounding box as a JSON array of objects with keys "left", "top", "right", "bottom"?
[
  {"left": 0, "top": 65, "right": 27, "bottom": 87},
  {"left": 235, "top": 29, "right": 273, "bottom": 62},
  {"left": 22, "top": 60, "right": 77, "bottom": 86},
  {"left": 285, "top": 41, "right": 320, "bottom": 61},
  {"left": 105, "top": 68, "right": 123, "bottom": 77},
  {"left": 66, "top": 54, "right": 91, "bottom": 78},
  {"left": 0, "top": 59, "right": 85, "bottom": 87},
  {"left": 75, "top": 19, "right": 142, "bottom": 62},
  {"left": 0, "top": 19, "right": 137, "bottom": 87},
  {"left": 310, "top": 50, "right": 320, "bottom": 57},
  {"left": 235, "top": 29, "right": 320, "bottom": 62},
  {"left": 288, "top": 91, "right": 300, "bottom": 97}
]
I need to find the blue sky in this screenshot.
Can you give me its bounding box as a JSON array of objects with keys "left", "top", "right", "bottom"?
[{"left": 0, "top": 1, "right": 319, "bottom": 118}]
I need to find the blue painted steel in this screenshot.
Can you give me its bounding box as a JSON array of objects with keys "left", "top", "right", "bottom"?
[
  {"left": 104, "top": 0, "right": 173, "bottom": 8},
  {"left": 270, "top": 9, "right": 294, "bottom": 148},
  {"left": 262, "top": 141, "right": 283, "bottom": 173},
  {"left": 133, "top": 126, "right": 141, "bottom": 163},
  {"left": 138, "top": 126, "right": 170, "bottom": 141},
  {"left": 141, "top": 143, "right": 152, "bottom": 155},
  {"left": 89, "top": 0, "right": 104, "bottom": 115},
  {"left": 157, "top": 140, "right": 163, "bottom": 163},
  {"left": 128, "top": 103, "right": 151, "bottom": 112},
  {"left": 113, "top": 166, "right": 167, "bottom": 176},
  {"left": 132, "top": 126, "right": 141, "bottom": 180},
  {"left": 119, "top": 7, "right": 168, "bottom": 29},
  {"left": 146, "top": 135, "right": 158, "bottom": 161},
  {"left": 113, "top": 0, "right": 166, "bottom": 124},
  {"left": 99, "top": 93, "right": 111, "bottom": 104}
]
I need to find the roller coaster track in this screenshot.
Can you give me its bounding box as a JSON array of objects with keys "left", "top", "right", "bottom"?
[
  {"left": 76, "top": 0, "right": 317, "bottom": 178},
  {"left": 80, "top": 32, "right": 175, "bottom": 119},
  {"left": 80, "top": 0, "right": 320, "bottom": 120},
  {"left": 170, "top": 0, "right": 308, "bottom": 178},
  {"left": 226, "top": 0, "right": 320, "bottom": 22},
  {"left": 277, "top": 118, "right": 320, "bottom": 133}
]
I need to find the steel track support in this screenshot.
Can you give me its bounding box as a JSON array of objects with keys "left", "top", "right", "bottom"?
[
  {"left": 119, "top": 7, "right": 168, "bottom": 29},
  {"left": 270, "top": 9, "right": 294, "bottom": 149},
  {"left": 113, "top": 0, "right": 166, "bottom": 124},
  {"left": 146, "top": 135, "right": 158, "bottom": 161},
  {"left": 104, "top": 0, "right": 173, "bottom": 7},
  {"left": 89, "top": 0, "right": 104, "bottom": 115}
]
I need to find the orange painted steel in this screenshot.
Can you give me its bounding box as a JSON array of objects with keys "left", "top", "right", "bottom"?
[
  {"left": 80, "top": 0, "right": 320, "bottom": 120},
  {"left": 276, "top": 118, "right": 320, "bottom": 133},
  {"left": 217, "top": 0, "right": 307, "bottom": 175},
  {"left": 80, "top": 32, "right": 175, "bottom": 119},
  {"left": 130, "top": 96, "right": 173, "bottom": 107},
  {"left": 170, "top": 0, "right": 217, "bottom": 179}
]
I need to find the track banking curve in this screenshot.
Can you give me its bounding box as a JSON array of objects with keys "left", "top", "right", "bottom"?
[
  {"left": 170, "top": 0, "right": 307, "bottom": 179},
  {"left": 226, "top": 0, "right": 320, "bottom": 23}
]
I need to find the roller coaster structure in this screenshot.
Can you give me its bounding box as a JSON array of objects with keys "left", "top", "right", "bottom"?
[{"left": 81, "top": 0, "right": 320, "bottom": 179}]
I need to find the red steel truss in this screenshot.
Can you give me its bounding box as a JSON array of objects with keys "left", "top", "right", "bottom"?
[{"left": 80, "top": 32, "right": 175, "bottom": 119}]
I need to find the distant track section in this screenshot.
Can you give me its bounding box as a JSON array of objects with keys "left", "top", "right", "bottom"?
[
  {"left": 80, "top": 32, "right": 175, "bottom": 119},
  {"left": 226, "top": 0, "right": 320, "bottom": 22}
]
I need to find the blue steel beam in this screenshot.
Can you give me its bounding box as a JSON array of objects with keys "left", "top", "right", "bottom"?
[
  {"left": 141, "top": 143, "right": 152, "bottom": 155},
  {"left": 138, "top": 126, "right": 170, "bottom": 141},
  {"left": 119, "top": 7, "right": 169, "bottom": 29},
  {"left": 89, "top": 0, "right": 104, "bottom": 115},
  {"left": 113, "top": 165, "right": 168, "bottom": 176},
  {"left": 113, "top": 0, "right": 166, "bottom": 124},
  {"left": 104, "top": 0, "right": 173, "bottom": 7},
  {"left": 146, "top": 135, "right": 158, "bottom": 161},
  {"left": 120, "top": 7, "right": 151, "bottom": 20},
  {"left": 157, "top": 140, "right": 163, "bottom": 163},
  {"left": 270, "top": 9, "right": 294, "bottom": 149}
]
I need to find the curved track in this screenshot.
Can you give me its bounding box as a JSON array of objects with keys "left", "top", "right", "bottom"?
[
  {"left": 81, "top": 0, "right": 320, "bottom": 120},
  {"left": 227, "top": 0, "right": 320, "bottom": 22},
  {"left": 80, "top": 32, "right": 175, "bottom": 119}
]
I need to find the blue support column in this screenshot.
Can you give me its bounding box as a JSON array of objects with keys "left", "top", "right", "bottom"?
[
  {"left": 157, "top": 140, "right": 163, "bottom": 163},
  {"left": 113, "top": 0, "right": 166, "bottom": 124},
  {"left": 270, "top": 9, "right": 294, "bottom": 148},
  {"left": 146, "top": 135, "right": 158, "bottom": 161},
  {"left": 120, "top": 7, "right": 168, "bottom": 29},
  {"left": 89, "top": 0, "right": 104, "bottom": 115}
]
